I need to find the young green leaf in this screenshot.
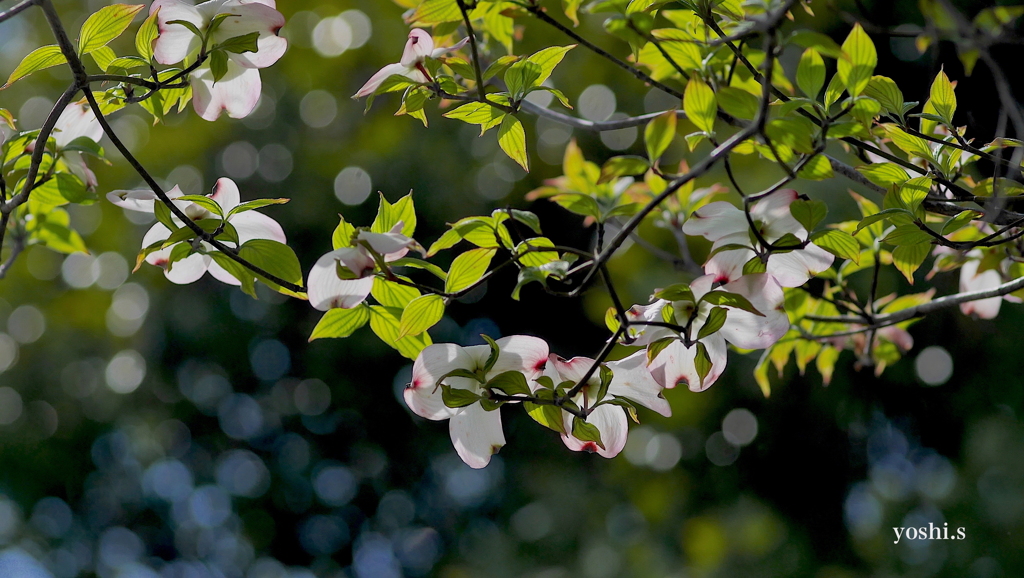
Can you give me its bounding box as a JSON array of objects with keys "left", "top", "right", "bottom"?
[
  {"left": 892, "top": 243, "right": 930, "bottom": 283},
  {"left": 810, "top": 230, "right": 860, "bottom": 263},
  {"left": 644, "top": 110, "right": 677, "bottom": 162},
  {"left": 694, "top": 342, "right": 712, "bottom": 388},
  {"left": 697, "top": 307, "right": 728, "bottom": 340},
  {"left": 217, "top": 32, "right": 260, "bottom": 54},
  {"left": 441, "top": 385, "right": 482, "bottom": 408},
  {"left": 3, "top": 46, "right": 67, "bottom": 88},
  {"left": 446, "top": 248, "right": 497, "bottom": 293},
  {"left": 683, "top": 78, "right": 716, "bottom": 134},
  {"left": 309, "top": 306, "right": 370, "bottom": 341},
  {"left": 486, "top": 371, "right": 531, "bottom": 396},
  {"left": 399, "top": 294, "right": 445, "bottom": 338},
  {"left": 571, "top": 416, "right": 605, "bottom": 450},
  {"left": 863, "top": 76, "right": 905, "bottom": 117},
  {"left": 497, "top": 115, "right": 529, "bottom": 171},
  {"left": 368, "top": 305, "right": 433, "bottom": 359},
  {"left": 700, "top": 291, "right": 764, "bottom": 316},
  {"left": 837, "top": 23, "right": 877, "bottom": 97},
  {"left": 929, "top": 69, "right": 957, "bottom": 124},
  {"left": 882, "top": 224, "right": 933, "bottom": 246},
  {"left": 597, "top": 155, "right": 651, "bottom": 184},
  {"left": 790, "top": 199, "right": 828, "bottom": 231},
  {"left": 136, "top": 8, "right": 160, "bottom": 61},
  {"left": 796, "top": 48, "right": 825, "bottom": 99},
  {"left": 79, "top": 4, "right": 145, "bottom": 56}
]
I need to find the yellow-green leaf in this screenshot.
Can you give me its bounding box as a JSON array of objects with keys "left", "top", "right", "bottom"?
[
  {"left": 3, "top": 46, "right": 67, "bottom": 89},
  {"left": 79, "top": 4, "right": 145, "bottom": 55},
  {"left": 445, "top": 248, "right": 497, "bottom": 293},
  {"left": 892, "top": 243, "right": 930, "bottom": 283},
  {"left": 929, "top": 69, "right": 957, "bottom": 123},
  {"left": 683, "top": 78, "right": 716, "bottom": 134},
  {"left": 309, "top": 306, "right": 370, "bottom": 341},
  {"left": 497, "top": 115, "right": 529, "bottom": 171},
  {"left": 399, "top": 294, "right": 445, "bottom": 338},
  {"left": 796, "top": 48, "right": 825, "bottom": 99},
  {"left": 811, "top": 229, "right": 860, "bottom": 263},
  {"left": 837, "top": 24, "right": 876, "bottom": 97},
  {"left": 644, "top": 109, "right": 677, "bottom": 162}
]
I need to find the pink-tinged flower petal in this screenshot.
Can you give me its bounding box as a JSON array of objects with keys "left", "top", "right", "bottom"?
[
  {"left": 705, "top": 245, "right": 757, "bottom": 284},
  {"left": 353, "top": 63, "right": 420, "bottom": 98},
  {"left": 151, "top": 0, "right": 203, "bottom": 65},
  {"left": 681, "top": 201, "right": 747, "bottom": 242},
  {"left": 959, "top": 257, "right": 1003, "bottom": 318},
  {"left": 211, "top": 1, "right": 287, "bottom": 68},
  {"left": 307, "top": 251, "right": 374, "bottom": 310},
  {"left": 209, "top": 177, "right": 240, "bottom": 212},
  {"left": 52, "top": 102, "right": 103, "bottom": 149},
  {"left": 717, "top": 273, "right": 789, "bottom": 349},
  {"left": 488, "top": 335, "right": 550, "bottom": 380},
  {"left": 449, "top": 403, "right": 504, "bottom": 469},
  {"left": 548, "top": 355, "right": 598, "bottom": 386},
  {"left": 142, "top": 223, "right": 211, "bottom": 284},
  {"left": 606, "top": 351, "right": 671, "bottom": 417},
  {"left": 229, "top": 211, "right": 286, "bottom": 244},
  {"left": 647, "top": 334, "right": 727, "bottom": 392},
  {"left": 560, "top": 404, "right": 627, "bottom": 458},
  {"left": 400, "top": 29, "right": 435, "bottom": 67},
  {"left": 429, "top": 36, "right": 469, "bottom": 58},
  {"left": 624, "top": 300, "right": 674, "bottom": 345},
  {"left": 190, "top": 60, "right": 262, "bottom": 121},
  {"left": 405, "top": 343, "right": 474, "bottom": 420},
  {"left": 332, "top": 247, "right": 375, "bottom": 277},
  {"left": 108, "top": 186, "right": 186, "bottom": 213},
  {"left": 750, "top": 189, "right": 804, "bottom": 240},
  {"left": 689, "top": 273, "right": 716, "bottom": 300},
  {"left": 876, "top": 326, "right": 914, "bottom": 351},
  {"left": 767, "top": 243, "right": 834, "bottom": 287}
]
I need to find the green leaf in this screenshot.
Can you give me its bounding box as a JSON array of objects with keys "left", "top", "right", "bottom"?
[
  {"left": 389, "top": 257, "right": 448, "bottom": 281},
  {"left": 79, "top": 4, "right": 144, "bottom": 55},
  {"left": 516, "top": 237, "right": 559, "bottom": 268},
  {"left": 309, "top": 306, "right": 370, "bottom": 341},
  {"left": 863, "top": 76, "right": 905, "bottom": 117},
  {"left": 445, "top": 247, "right": 496, "bottom": 293},
  {"left": 796, "top": 48, "right": 825, "bottom": 99},
  {"left": 216, "top": 31, "right": 260, "bottom": 54},
  {"left": 653, "top": 283, "right": 694, "bottom": 302},
  {"left": 33, "top": 219, "right": 88, "bottom": 254},
  {"left": 371, "top": 277, "right": 420, "bottom": 308},
  {"left": 571, "top": 416, "right": 605, "bottom": 449},
  {"left": 441, "top": 385, "right": 482, "bottom": 408},
  {"left": 898, "top": 176, "right": 932, "bottom": 214},
  {"left": 929, "top": 69, "right": 957, "bottom": 124},
  {"left": 370, "top": 192, "right": 416, "bottom": 236},
  {"left": 824, "top": 73, "right": 845, "bottom": 109},
  {"left": 856, "top": 163, "right": 910, "bottom": 187},
  {"left": 90, "top": 46, "right": 117, "bottom": 72},
  {"left": 176, "top": 194, "right": 224, "bottom": 217},
  {"left": 399, "top": 294, "right": 445, "bottom": 338},
  {"left": 522, "top": 45, "right": 575, "bottom": 89},
  {"left": 892, "top": 243, "right": 930, "bottom": 283},
  {"left": 508, "top": 209, "right": 542, "bottom": 234},
  {"left": 644, "top": 109, "right": 677, "bottom": 161},
  {"left": 853, "top": 208, "right": 912, "bottom": 234},
  {"left": 227, "top": 198, "right": 289, "bottom": 218},
  {"left": 237, "top": 239, "right": 304, "bottom": 295},
  {"left": 701, "top": 291, "right": 764, "bottom": 316},
  {"left": 797, "top": 154, "right": 834, "bottom": 180},
  {"left": 209, "top": 50, "right": 229, "bottom": 83},
  {"left": 683, "top": 78, "right": 716, "bottom": 134},
  {"left": 598, "top": 155, "right": 651, "bottom": 184},
  {"left": 486, "top": 371, "right": 531, "bottom": 396},
  {"left": 427, "top": 228, "right": 462, "bottom": 256},
  {"left": 837, "top": 24, "right": 876, "bottom": 97},
  {"left": 30, "top": 173, "right": 89, "bottom": 207},
  {"left": 497, "top": 115, "right": 529, "bottom": 171},
  {"left": 811, "top": 230, "right": 860, "bottom": 263},
  {"left": 694, "top": 342, "right": 712, "bottom": 388},
  {"left": 882, "top": 224, "right": 932, "bottom": 246},
  {"left": 881, "top": 124, "right": 934, "bottom": 161},
  {"left": 135, "top": 9, "right": 160, "bottom": 61},
  {"left": 790, "top": 199, "right": 828, "bottom": 231},
  {"left": 697, "top": 307, "right": 728, "bottom": 340},
  {"left": 368, "top": 305, "right": 433, "bottom": 359},
  {"left": 525, "top": 398, "right": 566, "bottom": 433},
  {"left": 442, "top": 102, "right": 505, "bottom": 135},
  {"left": 940, "top": 210, "right": 981, "bottom": 235},
  {"left": 3, "top": 46, "right": 67, "bottom": 88},
  {"left": 716, "top": 87, "right": 759, "bottom": 120}
]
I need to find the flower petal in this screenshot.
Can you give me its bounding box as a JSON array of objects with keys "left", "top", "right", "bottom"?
[
  {"left": 152, "top": 0, "right": 203, "bottom": 65},
  {"left": 52, "top": 102, "right": 103, "bottom": 149},
  {"left": 353, "top": 63, "right": 420, "bottom": 98},
  {"left": 606, "top": 351, "right": 671, "bottom": 417},
  {"left": 429, "top": 36, "right": 469, "bottom": 58},
  {"left": 488, "top": 335, "right": 549, "bottom": 380},
  {"left": 750, "top": 189, "right": 805, "bottom": 240},
  {"left": 306, "top": 251, "right": 374, "bottom": 310},
  {"left": 766, "top": 243, "right": 834, "bottom": 287},
  {"left": 959, "top": 257, "right": 1003, "bottom": 319},
  {"left": 717, "top": 273, "right": 789, "bottom": 349},
  {"left": 681, "top": 201, "right": 747, "bottom": 242},
  {"left": 400, "top": 29, "right": 435, "bottom": 67},
  {"left": 210, "top": 1, "right": 287, "bottom": 68},
  {"left": 405, "top": 343, "right": 474, "bottom": 420},
  {"left": 449, "top": 404, "right": 504, "bottom": 469},
  {"left": 704, "top": 245, "right": 756, "bottom": 284},
  {"left": 647, "top": 335, "right": 727, "bottom": 392},
  {"left": 357, "top": 230, "right": 418, "bottom": 256},
  {"left": 560, "top": 404, "right": 627, "bottom": 458},
  {"left": 209, "top": 177, "right": 240, "bottom": 213},
  {"left": 190, "top": 60, "right": 262, "bottom": 121}
]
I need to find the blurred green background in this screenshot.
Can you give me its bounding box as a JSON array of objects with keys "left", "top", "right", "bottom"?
[{"left": 0, "top": 0, "right": 1022, "bottom": 576}]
